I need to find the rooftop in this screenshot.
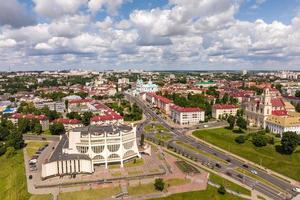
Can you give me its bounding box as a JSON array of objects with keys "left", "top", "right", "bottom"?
[
  {"left": 170, "top": 105, "right": 203, "bottom": 112},
  {"left": 213, "top": 104, "right": 239, "bottom": 110}
]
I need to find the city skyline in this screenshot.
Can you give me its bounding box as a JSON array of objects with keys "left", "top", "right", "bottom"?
[{"left": 0, "top": 0, "right": 300, "bottom": 71}]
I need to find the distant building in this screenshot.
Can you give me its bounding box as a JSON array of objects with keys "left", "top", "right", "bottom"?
[
  {"left": 53, "top": 118, "right": 83, "bottom": 130},
  {"left": 170, "top": 105, "right": 205, "bottom": 126},
  {"left": 212, "top": 104, "right": 239, "bottom": 119},
  {"left": 9, "top": 113, "right": 49, "bottom": 131},
  {"left": 134, "top": 79, "right": 158, "bottom": 94},
  {"left": 144, "top": 93, "right": 173, "bottom": 114},
  {"left": 34, "top": 100, "right": 65, "bottom": 113},
  {"left": 195, "top": 80, "right": 216, "bottom": 88}
]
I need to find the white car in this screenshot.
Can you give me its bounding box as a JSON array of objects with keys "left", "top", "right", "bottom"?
[
  {"left": 250, "top": 170, "right": 258, "bottom": 175},
  {"left": 292, "top": 187, "right": 300, "bottom": 193}
]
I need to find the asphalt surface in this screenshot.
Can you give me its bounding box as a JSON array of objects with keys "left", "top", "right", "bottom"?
[{"left": 125, "top": 93, "right": 298, "bottom": 200}]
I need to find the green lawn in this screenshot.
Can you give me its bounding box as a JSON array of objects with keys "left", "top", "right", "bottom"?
[
  {"left": 25, "top": 141, "right": 48, "bottom": 158},
  {"left": 29, "top": 194, "right": 52, "bottom": 200},
  {"left": 151, "top": 185, "right": 244, "bottom": 200},
  {"left": 155, "top": 133, "right": 173, "bottom": 142},
  {"left": 124, "top": 158, "right": 144, "bottom": 167},
  {"left": 193, "top": 128, "right": 300, "bottom": 181},
  {"left": 209, "top": 173, "right": 251, "bottom": 195},
  {"left": 0, "top": 150, "right": 31, "bottom": 200},
  {"left": 58, "top": 187, "right": 121, "bottom": 200},
  {"left": 144, "top": 124, "right": 168, "bottom": 133}
]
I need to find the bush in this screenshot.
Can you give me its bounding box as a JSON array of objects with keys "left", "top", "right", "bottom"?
[
  {"left": 252, "top": 133, "right": 267, "bottom": 147},
  {"left": 275, "top": 133, "right": 281, "bottom": 138},
  {"left": 235, "top": 135, "right": 246, "bottom": 144},
  {"left": 218, "top": 185, "right": 226, "bottom": 195},
  {"left": 5, "top": 146, "right": 15, "bottom": 158},
  {"left": 281, "top": 132, "right": 299, "bottom": 154},
  {"left": 154, "top": 178, "right": 165, "bottom": 191}
]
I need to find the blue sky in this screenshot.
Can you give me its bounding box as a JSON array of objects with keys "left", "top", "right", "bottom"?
[{"left": 0, "top": 0, "right": 300, "bottom": 71}]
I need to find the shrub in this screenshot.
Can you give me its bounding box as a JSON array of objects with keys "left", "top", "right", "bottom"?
[
  {"left": 252, "top": 134, "right": 267, "bottom": 147},
  {"left": 218, "top": 185, "right": 226, "bottom": 195},
  {"left": 5, "top": 146, "right": 15, "bottom": 158},
  {"left": 235, "top": 135, "right": 246, "bottom": 144},
  {"left": 154, "top": 178, "right": 165, "bottom": 191}
]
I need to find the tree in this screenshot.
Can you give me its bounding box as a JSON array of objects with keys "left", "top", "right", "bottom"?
[
  {"left": 281, "top": 132, "right": 299, "bottom": 154},
  {"left": 236, "top": 117, "right": 247, "bottom": 130},
  {"left": 0, "top": 143, "right": 6, "bottom": 156},
  {"left": 265, "top": 126, "right": 270, "bottom": 133},
  {"left": 33, "top": 123, "right": 43, "bottom": 134},
  {"left": 252, "top": 133, "right": 267, "bottom": 147},
  {"left": 18, "top": 118, "right": 30, "bottom": 133},
  {"left": 49, "top": 123, "right": 65, "bottom": 135},
  {"left": 154, "top": 178, "right": 165, "bottom": 191},
  {"left": 140, "top": 133, "right": 145, "bottom": 146},
  {"left": 227, "top": 115, "right": 236, "bottom": 130},
  {"left": 5, "top": 147, "right": 15, "bottom": 158},
  {"left": 218, "top": 185, "right": 226, "bottom": 195},
  {"left": 0, "top": 126, "right": 9, "bottom": 141},
  {"left": 7, "top": 130, "right": 24, "bottom": 149},
  {"left": 295, "top": 91, "right": 300, "bottom": 97},
  {"left": 82, "top": 112, "right": 93, "bottom": 126},
  {"left": 296, "top": 103, "right": 300, "bottom": 113},
  {"left": 235, "top": 135, "right": 246, "bottom": 144}
]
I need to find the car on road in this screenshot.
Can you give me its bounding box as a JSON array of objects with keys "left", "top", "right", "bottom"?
[
  {"left": 292, "top": 187, "right": 300, "bottom": 193},
  {"left": 226, "top": 171, "right": 232, "bottom": 176},
  {"left": 242, "top": 164, "right": 249, "bottom": 168},
  {"left": 226, "top": 158, "right": 231, "bottom": 162},
  {"left": 215, "top": 163, "right": 221, "bottom": 168},
  {"left": 237, "top": 174, "right": 243, "bottom": 179},
  {"left": 29, "top": 175, "right": 33, "bottom": 179},
  {"left": 250, "top": 170, "right": 258, "bottom": 175}
]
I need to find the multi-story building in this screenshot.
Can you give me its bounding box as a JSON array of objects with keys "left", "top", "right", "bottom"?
[
  {"left": 134, "top": 79, "right": 158, "bottom": 94},
  {"left": 53, "top": 118, "right": 83, "bottom": 130},
  {"left": 144, "top": 93, "right": 173, "bottom": 114},
  {"left": 244, "top": 88, "right": 289, "bottom": 128},
  {"left": 212, "top": 104, "right": 239, "bottom": 119},
  {"left": 266, "top": 112, "right": 300, "bottom": 136},
  {"left": 9, "top": 113, "right": 49, "bottom": 131},
  {"left": 41, "top": 124, "right": 141, "bottom": 178},
  {"left": 34, "top": 100, "right": 66, "bottom": 113},
  {"left": 170, "top": 105, "right": 205, "bottom": 125}
]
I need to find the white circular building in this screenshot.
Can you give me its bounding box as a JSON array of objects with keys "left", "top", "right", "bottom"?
[
  {"left": 66, "top": 124, "right": 141, "bottom": 168},
  {"left": 42, "top": 124, "right": 141, "bottom": 179}
]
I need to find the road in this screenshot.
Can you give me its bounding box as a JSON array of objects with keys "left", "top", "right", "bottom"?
[{"left": 125, "top": 93, "right": 298, "bottom": 200}]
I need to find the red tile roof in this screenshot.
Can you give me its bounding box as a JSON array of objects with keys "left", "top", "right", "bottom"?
[
  {"left": 54, "top": 118, "right": 81, "bottom": 124},
  {"left": 69, "top": 98, "right": 93, "bottom": 104},
  {"left": 90, "top": 110, "right": 123, "bottom": 122},
  {"left": 213, "top": 104, "right": 239, "bottom": 110},
  {"left": 11, "top": 113, "right": 48, "bottom": 120},
  {"left": 155, "top": 95, "right": 173, "bottom": 104},
  {"left": 271, "top": 98, "right": 284, "bottom": 107},
  {"left": 170, "top": 105, "right": 203, "bottom": 112},
  {"left": 272, "top": 110, "right": 288, "bottom": 116}
]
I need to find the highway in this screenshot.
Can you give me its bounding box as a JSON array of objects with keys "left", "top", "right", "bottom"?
[{"left": 125, "top": 93, "right": 298, "bottom": 200}]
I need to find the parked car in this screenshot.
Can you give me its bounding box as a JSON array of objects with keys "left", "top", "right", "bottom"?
[{"left": 29, "top": 175, "right": 33, "bottom": 179}]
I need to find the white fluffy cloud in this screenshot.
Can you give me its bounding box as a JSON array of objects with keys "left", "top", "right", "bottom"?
[
  {"left": 33, "top": 0, "right": 87, "bottom": 18},
  {"left": 0, "top": 0, "right": 300, "bottom": 70}
]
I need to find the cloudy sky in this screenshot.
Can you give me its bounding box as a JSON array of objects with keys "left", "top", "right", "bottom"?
[{"left": 0, "top": 0, "right": 300, "bottom": 71}]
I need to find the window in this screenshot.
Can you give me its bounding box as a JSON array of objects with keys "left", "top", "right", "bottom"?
[
  {"left": 107, "top": 144, "right": 120, "bottom": 152},
  {"left": 76, "top": 146, "right": 88, "bottom": 153},
  {"left": 92, "top": 146, "right": 104, "bottom": 153}
]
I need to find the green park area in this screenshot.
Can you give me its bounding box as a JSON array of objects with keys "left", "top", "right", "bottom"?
[
  {"left": 193, "top": 128, "right": 300, "bottom": 181},
  {"left": 151, "top": 185, "right": 244, "bottom": 200},
  {"left": 25, "top": 141, "right": 48, "bottom": 157},
  {"left": 58, "top": 187, "right": 121, "bottom": 200},
  {"left": 144, "top": 124, "right": 169, "bottom": 133},
  {"left": 0, "top": 150, "right": 52, "bottom": 200}
]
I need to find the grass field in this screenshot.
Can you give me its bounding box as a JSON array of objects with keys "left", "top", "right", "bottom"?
[
  {"left": 144, "top": 124, "right": 169, "bottom": 133},
  {"left": 151, "top": 185, "right": 244, "bottom": 200},
  {"left": 209, "top": 173, "right": 251, "bottom": 195},
  {"left": 25, "top": 141, "right": 48, "bottom": 158},
  {"left": 193, "top": 128, "right": 300, "bottom": 181},
  {"left": 0, "top": 150, "right": 31, "bottom": 200},
  {"left": 58, "top": 187, "right": 121, "bottom": 200},
  {"left": 29, "top": 195, "right": 52, "bottom": 200}
]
